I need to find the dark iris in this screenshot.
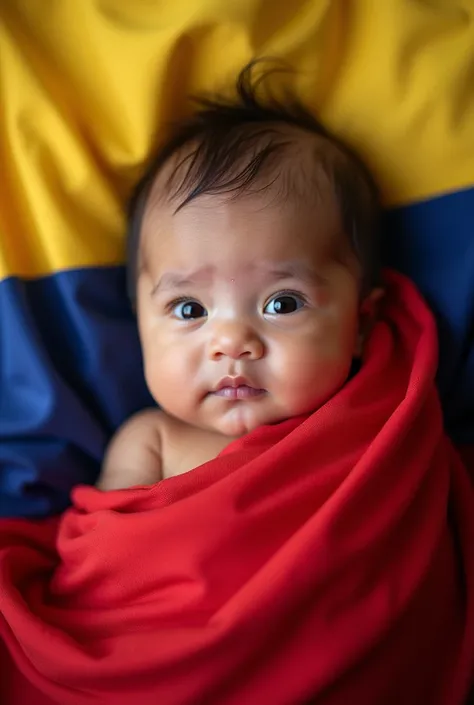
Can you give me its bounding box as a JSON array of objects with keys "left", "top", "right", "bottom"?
[
  {"left": 178, "top": 301, "right": 207, "bottom": 320},
  {"left": 265, "top": 294, "right": 303, "bottom": 315},
  {"left": 274, "top": 296, "right": 298, "bottom": 313}
]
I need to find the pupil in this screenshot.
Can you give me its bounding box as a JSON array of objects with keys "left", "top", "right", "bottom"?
[
  {"left": 275, "top": 296, "right": 296, "bottom": 313},
  {"left": 183, "top": 303, "right": 201, "bottom": 318}
]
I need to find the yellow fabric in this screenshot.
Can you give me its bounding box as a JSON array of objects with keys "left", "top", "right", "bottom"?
[{"left": 1, "top": 0, "right": 473, "bottom": 280}]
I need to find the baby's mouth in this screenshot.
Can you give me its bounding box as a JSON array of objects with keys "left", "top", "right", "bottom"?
[
  {"left": 212, "top": 376, "right": 266, "bottom": 400},
  {"left": 214, "top": 385, "right": 265, "bottom": 400}
]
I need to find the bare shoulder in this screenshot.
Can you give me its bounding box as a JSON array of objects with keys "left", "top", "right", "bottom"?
[
  {"left": 97, "top": 408, "right": 165, "bottom": 490},
  {"left": 112, "top": 408, "right": 164, "bottom": 439},
  {"left": 158, "top": 413, "right": 234, "bottom": 480}
]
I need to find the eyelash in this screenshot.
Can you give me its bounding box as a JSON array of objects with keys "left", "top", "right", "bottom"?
[
  {"left": 266, "top": 289, "right": 308, "bottom": 305},
  {"left": 165, "top": 296, "right": 198, "bottom": 313}
]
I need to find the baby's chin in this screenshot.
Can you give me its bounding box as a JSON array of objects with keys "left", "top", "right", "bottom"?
[{"left": 202, "top": 405, "right": 289, "bottom": 438}]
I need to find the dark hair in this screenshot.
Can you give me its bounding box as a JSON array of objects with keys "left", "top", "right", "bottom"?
[{"left": 127, "top": 61, "right": 380, "bottom": 305}]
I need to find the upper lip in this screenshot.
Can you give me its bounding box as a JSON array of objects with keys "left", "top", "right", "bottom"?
[{"left": 215, "top": 376, "right": 256, "bottom": 392}]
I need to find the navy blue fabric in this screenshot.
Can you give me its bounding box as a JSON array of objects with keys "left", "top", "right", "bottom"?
[
  {"left": 0, "top": 267, "right": 153, "bottom": 517},
  {"left": 383, "top": 186, "right": 474, "bottom": 444},
  {"left": 1, "top": 187, "right": 473, "bottom": 517}
]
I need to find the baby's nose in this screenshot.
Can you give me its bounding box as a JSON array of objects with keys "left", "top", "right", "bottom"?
[{"left": 208, "top": 320, "right": 264, "bottom": 361}]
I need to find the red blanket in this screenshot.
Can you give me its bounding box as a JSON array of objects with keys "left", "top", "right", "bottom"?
[{"left": 1, "top": 271, "right": 474, "bottom": 705}]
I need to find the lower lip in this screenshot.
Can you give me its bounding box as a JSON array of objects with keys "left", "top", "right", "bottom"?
[{"left": 213, "top": 385, "right": 265, "bottom": 400}]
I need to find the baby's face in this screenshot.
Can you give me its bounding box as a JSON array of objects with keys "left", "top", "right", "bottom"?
[{"left": 137, "top": 190, "right": 362, "bottom": 437}]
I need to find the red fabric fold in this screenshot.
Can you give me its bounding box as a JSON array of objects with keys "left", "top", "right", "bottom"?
[{"left": 1, "top": 271, "right": 474, "bottom": 705}]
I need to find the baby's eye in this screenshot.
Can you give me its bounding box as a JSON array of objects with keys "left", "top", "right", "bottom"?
[
  {"left": 264, "top": 293, "right": 306, "bottom": 315},
  {"left": 172, "top": 300, "right": 207, "bottom": 320}
]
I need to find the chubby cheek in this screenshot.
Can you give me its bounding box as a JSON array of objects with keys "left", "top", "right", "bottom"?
[
  {"left": 141, "top": 334, "right": 200, "bottom": 409},
  {"left": 271, "top": 320, "right": 358, "bottom": 405}
]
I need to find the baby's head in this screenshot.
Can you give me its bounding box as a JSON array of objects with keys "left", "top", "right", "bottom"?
[{"left": 128, "top": 64, "right": 382, "bottom": 437}]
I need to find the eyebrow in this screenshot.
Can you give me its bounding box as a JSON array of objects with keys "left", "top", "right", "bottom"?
[
  {"left": 152, "top": 266, "right": 214, "bottom": 295},
  {"left": 152, "top": 261, "right": 325, "bottom": 295},
  {"left": 265, "top": 262, "right": 327, "bottom": 285}
]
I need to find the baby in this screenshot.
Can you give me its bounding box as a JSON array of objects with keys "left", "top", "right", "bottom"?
[{"left": 97, "top": 64, "right": 383, "bottom": 491}]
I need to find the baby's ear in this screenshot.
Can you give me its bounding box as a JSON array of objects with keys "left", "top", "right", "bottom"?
[{"left": 354, "top": 287, "right": 385, "bottom": 357}]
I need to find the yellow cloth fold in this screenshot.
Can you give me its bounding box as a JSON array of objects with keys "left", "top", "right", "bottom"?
[{"left": 1, "top": 0, "right": 473, "bottom": 280}]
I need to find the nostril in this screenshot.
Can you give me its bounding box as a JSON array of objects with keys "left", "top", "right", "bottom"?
[{"left": 209, "top": 329, "right": 263, "bottom": 360}]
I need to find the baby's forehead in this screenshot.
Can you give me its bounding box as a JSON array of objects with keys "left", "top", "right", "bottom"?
[{"left": 139, "top": 169, "right": 348, "bottom": 283}]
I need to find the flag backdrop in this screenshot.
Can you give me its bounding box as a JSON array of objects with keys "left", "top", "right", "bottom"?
[{"left": 1, "top": 0, "right": 473, "bottom": 517}]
